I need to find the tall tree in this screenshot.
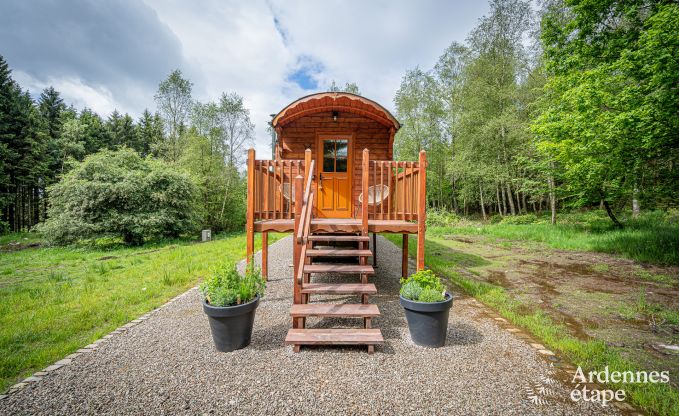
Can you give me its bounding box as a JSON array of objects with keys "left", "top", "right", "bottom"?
[
  {"left": 394, "top": 68, "right": 450, "bottom": 208},
  {"left": 105, "top": 110, "right": 136, "bottom": 149},
  {"left": 154, "top": 69, "right": 192, "bottom": 162},
  {"left": 137, "top": 109, "right": 164, "bottom": 157},
  {"left": 217, "top": 92, "right": 254, "bottom": 168},
  {"left": 328, "top": 80, "right": 361, "bottom": 95},
  {"left": 534, "top": 0, "right": 679, "bottom": 226}
]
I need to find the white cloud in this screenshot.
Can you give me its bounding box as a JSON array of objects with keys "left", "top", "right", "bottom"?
[
  {"left": 2, "top": 0, "right": 489, "bottom": 157},
  {"left": 13, "top": 71, "right": 123, "bottom": 116}
]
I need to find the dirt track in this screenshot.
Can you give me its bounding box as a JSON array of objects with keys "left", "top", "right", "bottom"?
[{"left": 438, "top": 234, "right": 679, "bottom": 386}]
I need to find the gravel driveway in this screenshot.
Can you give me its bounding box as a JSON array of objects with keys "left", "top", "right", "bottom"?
[{"left": 0, "top": 236, "right": 621, "bottom": 415}]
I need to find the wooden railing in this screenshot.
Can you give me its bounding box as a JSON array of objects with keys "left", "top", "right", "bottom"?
[
  {"left": 361, "top": 149, "right": 427, "bottom": 271},
  {"left": 250, "top": 158, "right": 304, "bottom": 220},
  {"left": 293, "top": 153, "right": 315, "bottom": 328},
  {"left": 361, "top": 151, "right": 427, "bottom": 222}
]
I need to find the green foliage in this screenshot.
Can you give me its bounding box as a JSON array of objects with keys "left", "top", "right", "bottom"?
[
  {"left": 500, "top": 214, "right": 537, "bottom": 225},
  {"left": 534, "top": 1, "right": 679, "bottom": 223},
  {"left": 400, "top": 269, "right": 446, "bottom": 302},
  {"left": 38, "top": 148, "right": 200, "bottom": 245},
  {"left": 154, "top": 69, "right": 193, "bottom": 162},
  {"left": 419, "top": 287, "right": 446, "bottom": 303},
  {"left": 399, "top": 280, "right": 423, "bottom": 300},
  {"left": 426, "top": 208, "right": 461, "bottom": 227},
  {"left": 199, "top": 263, "right": 264, "bottom": 307}
]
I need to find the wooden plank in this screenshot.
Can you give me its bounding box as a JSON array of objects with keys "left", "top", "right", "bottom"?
[
  {"left": 308, "top": 235, "right": 369, "bottom": 242},
  {"left": 272, "top": 159, "right": 278, "bottom": 219},
  {"left": 293, "top": 175, "right": 304, "bottom": 287},
  {"left": 287, "top": 160, "right": 293, "bottom": 219},
  {"left": 285, "top": 328, "right": 383, "bottom": 345},
  {"left": 304, "top": 148, "right": 312, "bottom": 186},
  {"left": 379, "top": 161, "right": 384, "bottom": 220},
  {"left": 400, "top": 161, "right": 405, "bottom": 220},
  {"left": 372, "top": 159, "right": 377, "bottom": 220},
  {"left": 289, "top": 303, "right": 380, "bottom": 317},
  {"left": 263, "top": 160, "right": 269, "bottom": 220},
  {"left": 301, "top": 283, "right": 377, "bottom": 294},
  {"left": 387, "top": 162, "right": 396, "bottom": 220},
  {"left": 306, "top": 249, "right": 372, "bottom": 257},
  {"left": 362, "top": 149, "right": 369, "bottom": 235},
  {"left": 303, "top": 264, "right": 375, "bottom": 274},
  {"left": 254, "top": 219, "right": 294, "bottom": 232},
  {"left": 368, "top": 220, "right": 418, "bottom": 233}
]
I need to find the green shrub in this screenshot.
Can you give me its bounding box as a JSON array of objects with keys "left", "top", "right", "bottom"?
[
  {"left": 426, "top": 209, "right": 461, "bottom": 227},
  {"left": 489, "top": 215, "right": 503, "bottom": 224},
  {"left": 400, "top": 269, "right": 447, "bottom": 302},
  {"left": 500, "top": 214, "right": 538, "bottom": 225},
  {"left": 199, "top": 263, "right": 264, "bottom": 307},
  {"left": 37, "top": 148, "right": 200, "bottom": 245},
  {"left": 418, "top": 287, "right": 446, "bottom": 302},
  {"left": 400, "top": 280, "right": 423, "bottom": 300}
]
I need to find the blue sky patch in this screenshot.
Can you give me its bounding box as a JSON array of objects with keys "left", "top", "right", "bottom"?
[{"left": 287, "top": 55, "right": 323, "bottom": 90}]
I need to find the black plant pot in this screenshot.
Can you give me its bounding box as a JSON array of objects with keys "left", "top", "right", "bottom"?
[
  {"left": 202, "top": 296, "right": 259, "bottom": 352},
  {"left": 400, "top": 293, "right": 453, "bottom": 347}
]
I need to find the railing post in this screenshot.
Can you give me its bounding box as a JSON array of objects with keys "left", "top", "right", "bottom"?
[
  {"left": 361, "top": 149, "right": 369, "bottom": 236},
  {"left": 304, "top": 148, "right": 312, "bottom": 185},
  {"left": 417, "top": 150, "right": 427, "bottom": 271},
  {"left": 246, "top": 148, "right": 255, "bottom": 265},
  {"left": 293, "top": 175, "right": 304, "bottom": 306}
]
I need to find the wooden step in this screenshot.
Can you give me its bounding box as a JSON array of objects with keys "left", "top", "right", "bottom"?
[
  {"left": 301, "top": 283, "right": 377, "bottom": 295},
  {"left": 285, "top": 328, "right": 383, "bottom": 345},
  {"left": 308, "top": 235, "right": 370, "bottom": 242},
  {"left": 290, "top": 303, "right": 380, "bottom": 318},
  {"left": 303, "top": 264, "right": 374, "bottom": 274},
  {"left": 306, "top": 249, "right": 372, "bottom": 258}
]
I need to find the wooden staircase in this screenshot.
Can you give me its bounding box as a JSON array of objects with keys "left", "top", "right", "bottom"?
[{"left": 285, "top": 232, "right": 384, "bottom": 353}]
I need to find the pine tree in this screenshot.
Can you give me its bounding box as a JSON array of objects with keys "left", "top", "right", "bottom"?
[{"left": 136, "top": 109, "right": 164, "bottom": 157}]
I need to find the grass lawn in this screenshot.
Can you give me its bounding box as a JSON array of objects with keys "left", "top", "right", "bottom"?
[
  {"left": 0, "top": 232, "right": 282, "bottom": 392},
  {"left": 385, "top": 227, "right": 679, "bottom": 415},
  {"left": 429, "top": 210, "right": 679, "bottom": 265}
]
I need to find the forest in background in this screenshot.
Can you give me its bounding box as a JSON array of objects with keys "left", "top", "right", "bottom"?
[
  {"left": 394, "top": 0, "right": 677, "bottom": 226},
  {"left": 1, "top": 0, "right": 677, "bottom": 242},
  {"left": 0, "top": 61, "right": 252, "bottom": 237}
]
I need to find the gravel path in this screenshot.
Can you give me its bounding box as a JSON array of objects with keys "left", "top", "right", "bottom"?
[{"left": 0, "top": 236, "right": 621, "bottom": 415}]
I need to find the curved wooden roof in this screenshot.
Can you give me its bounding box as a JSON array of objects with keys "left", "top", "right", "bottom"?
[{"left": 272, "top": 92, "right": 400, "bottom": 130}]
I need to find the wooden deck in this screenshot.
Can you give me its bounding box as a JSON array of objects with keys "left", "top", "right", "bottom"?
[{"left": 254, "top": 218, "right": 418, "bottom": 233}]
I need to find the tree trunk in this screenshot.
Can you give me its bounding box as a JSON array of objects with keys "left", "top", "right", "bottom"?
[
  {"left": 505, "top": 182, "right": 516, "bottom": 215},
  {"left": 452, "top": 177, "right": 458, "bottom": 213},
  {"left": 632, "top": 184, "right": 640, "bottom": 218},
  {"left": 479, "top": 183, "right": 487, "bottom": 221},
  {"left": 603, "top": 200, "right": 623, "bottom": 228},
  {"left": 548, "top": 176, "right": 556, "bottom": 225},
  {"left": 496, "top": 183, "right": 501, "bottom": 215}
]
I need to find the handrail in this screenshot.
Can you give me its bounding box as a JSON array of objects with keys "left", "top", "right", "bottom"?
[
  {"left": 296, "top": 160, "right": 315, "bottom": 244},
  {"left": 295, "top": 190, "right": 313, "bottom": 285}
]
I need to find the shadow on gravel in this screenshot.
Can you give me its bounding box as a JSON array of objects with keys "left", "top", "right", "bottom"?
[{"left": 446, "top": 322, "right": 483, "bottom": 346}]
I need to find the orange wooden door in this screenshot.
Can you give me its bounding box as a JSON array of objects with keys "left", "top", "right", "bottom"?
[{"left": 316, "top": 137, "right": 352, "bottom": 218}]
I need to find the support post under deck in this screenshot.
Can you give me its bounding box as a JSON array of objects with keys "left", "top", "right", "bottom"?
[
  {"left": 417, "top": 150, "right": 427, "bottom": 271},
  {"left": 246, "top": 148, "right": 255, "bottom": 265}
]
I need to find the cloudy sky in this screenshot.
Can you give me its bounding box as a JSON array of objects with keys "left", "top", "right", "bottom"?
[{"left": 0, "top": 0, "right": 488, "bottom": 155}]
